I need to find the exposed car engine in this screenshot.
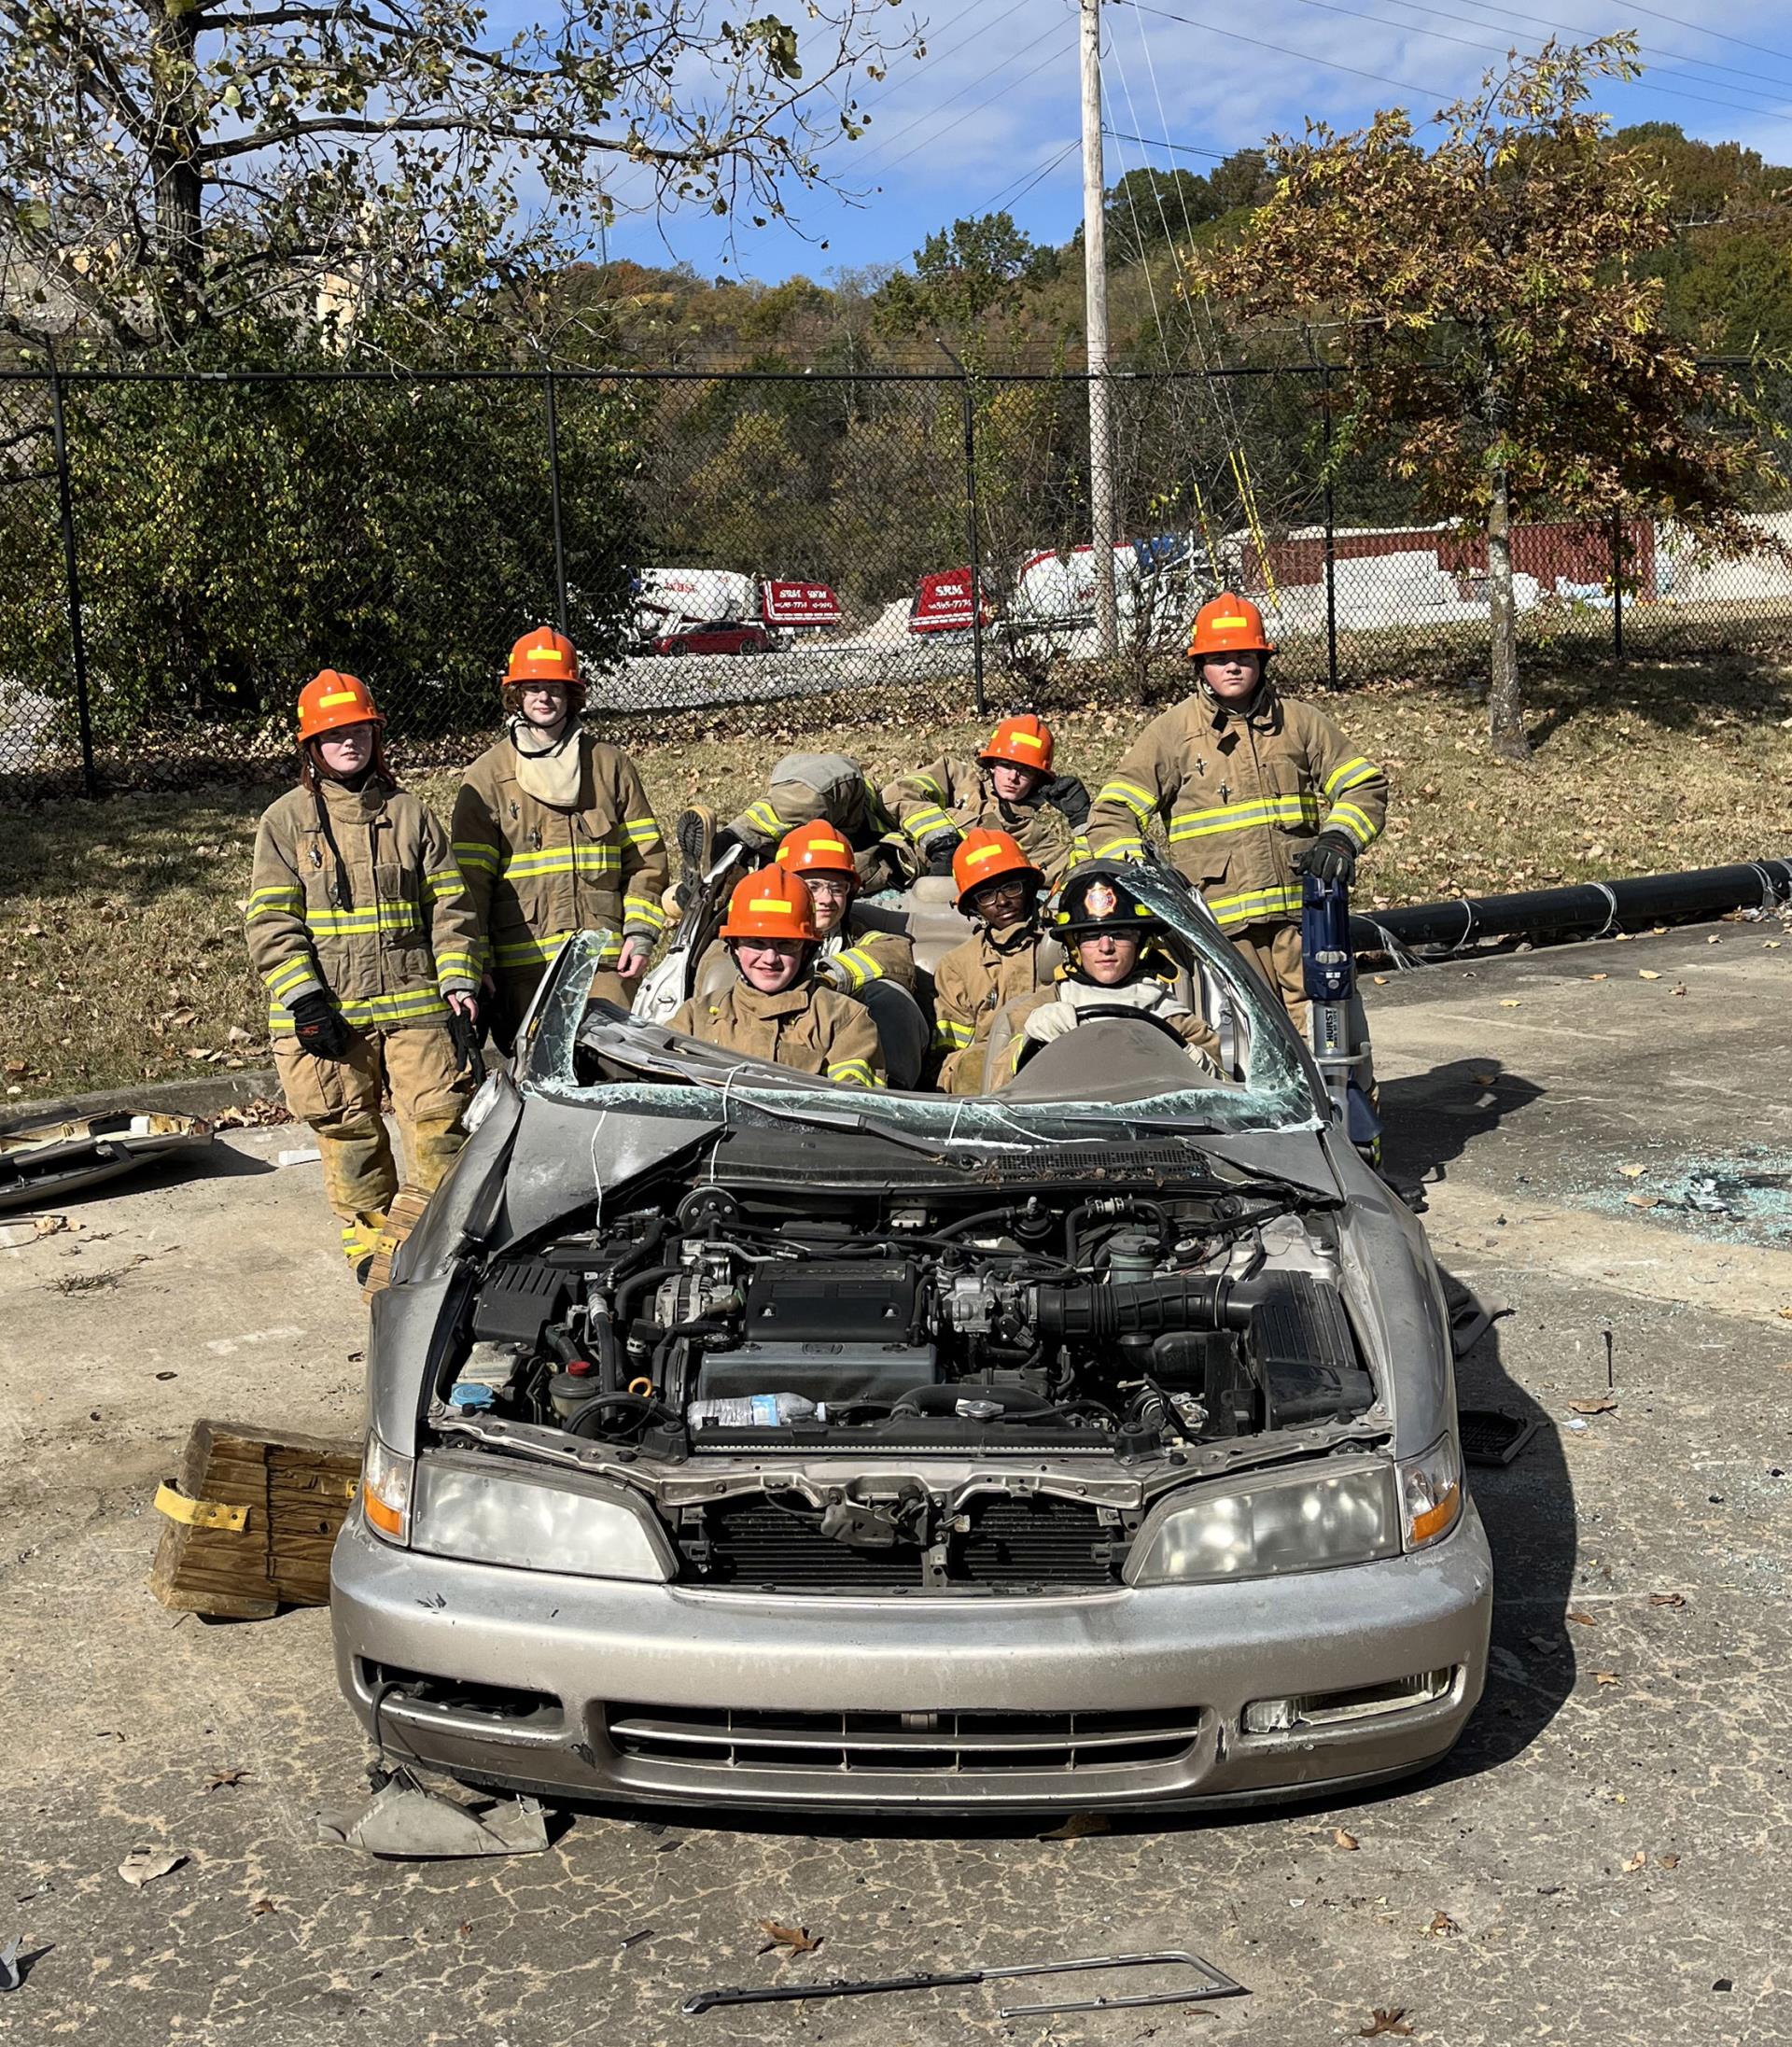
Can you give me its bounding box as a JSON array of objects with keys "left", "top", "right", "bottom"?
[{"left": 441, "top": 1180, "right": 1376, "bottom": 1464}]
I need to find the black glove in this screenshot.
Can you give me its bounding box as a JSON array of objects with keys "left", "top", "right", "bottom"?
[
  {"left": 921, "top": 829, "right": 962, "bottom": 876},
  {"left": 447, "top": 1003, "right": 485, "bottom": 1081},
  {"left": 289, "top": 990, "right": 351, "bottom": 1059},
  {"left": 1297, "top": 831, "right": 1357, "bottom": 887},
  {"left": 1042, "top": 772, "right": 1092, "bottom": 830},
  {"left": 711, "top": 825, "right": 744, "bottom": 867}
]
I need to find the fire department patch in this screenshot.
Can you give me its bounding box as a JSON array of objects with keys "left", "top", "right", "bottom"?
[{"left": 1084, "top": 880, "right": 1119, "bottom": 918}]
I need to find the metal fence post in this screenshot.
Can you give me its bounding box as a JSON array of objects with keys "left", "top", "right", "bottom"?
[
  {"left": 1610, "top": 510, "right": 1624, "bottom": 664},
  {"left": 1321, "top": 366, "right": 1338, "bottom": 691},
  {"left": 47, "top": 364, "right": 97, "bottom": 797},
  {"left": 542, "top": 369, "right": 569, "bottom": 636},
  {"left": 959, "top": 369, "right": 987, "bottom": 718}
]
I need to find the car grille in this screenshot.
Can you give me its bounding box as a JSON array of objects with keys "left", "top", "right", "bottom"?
[
  {"left": 605, "top": 1703, "right": 1205, "bottom": 1774},
  {"left": 677, "top": 1493, "right": 1124, "bottom": 1591}
]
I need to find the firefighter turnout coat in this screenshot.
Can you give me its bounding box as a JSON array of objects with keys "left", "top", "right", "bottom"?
[
  {"left": 931, "top": 922, "right": 1050, "bottom": 1093},
  {"left": 452, "top": 732, "right": 668, "bottom": 978},
  {"left": 667, "top": 977, "right": 886, "bottom": 1087},
  {"left": 246, "top": 778, "right": 481, "bottom": 1032},
  {"left": 1085, "top": 686, "right": 1386, "bottom": 932},
  {"left": 884, "top": 758, "right": 1089, "bottom": 886}
]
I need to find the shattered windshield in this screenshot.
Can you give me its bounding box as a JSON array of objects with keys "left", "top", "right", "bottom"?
[{"left": 525, "top": 864, "right": 1319, "bottom": 1140}]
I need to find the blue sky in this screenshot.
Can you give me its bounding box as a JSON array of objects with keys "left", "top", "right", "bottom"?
[{"left": 567, "top": 0, "right": 1792, "bottom": 281}]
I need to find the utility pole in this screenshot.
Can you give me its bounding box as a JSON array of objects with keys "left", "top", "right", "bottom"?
[{"left": 1080, "top": 0, "right": 1118, "bottom": 660}]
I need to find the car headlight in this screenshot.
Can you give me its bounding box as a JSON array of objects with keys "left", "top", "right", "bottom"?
[
  {"left": 361, "top": 1432, "right": 413, "bottom": 1546},
  {"left": 1128, "top": 1459, "right": 1401, "bottom": 1586},
  {"left": 409, "top": 1460, "right": 671, "bottom": 1582},
  {"left": 1397, "top": 1428, "right": 1463, "bottom": 1551}
]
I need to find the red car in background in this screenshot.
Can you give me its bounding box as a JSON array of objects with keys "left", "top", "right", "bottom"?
[{"left": 640, "top": 619, "right": 774, "bottom": 657}]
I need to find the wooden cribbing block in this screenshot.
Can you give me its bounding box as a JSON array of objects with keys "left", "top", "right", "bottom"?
[{"left": 149, "top": 1419, "right": 361, "bottom": 1619}]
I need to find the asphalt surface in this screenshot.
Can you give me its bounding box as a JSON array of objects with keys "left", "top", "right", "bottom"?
[{"left": 3, "top": 920, "right": 1789, "bottom": 2044}]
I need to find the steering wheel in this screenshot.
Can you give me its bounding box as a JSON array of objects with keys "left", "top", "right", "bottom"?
[{"left": 1012, "top": 1003, "right": 1193, "bottom": 1071}]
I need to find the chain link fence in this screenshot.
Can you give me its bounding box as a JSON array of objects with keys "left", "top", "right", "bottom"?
[{"left": 3, "top": 362, "right": 1790, "bottom": 794}]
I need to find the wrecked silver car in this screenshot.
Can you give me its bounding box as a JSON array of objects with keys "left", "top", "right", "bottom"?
[{"left": 331, "top": 862, "right": 1491, "bottom": 1814}]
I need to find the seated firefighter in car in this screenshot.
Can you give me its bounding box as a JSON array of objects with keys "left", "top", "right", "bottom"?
[
  {"left": 930, "top": 828, "right": 1055, "bottom": 1094},
  {"left": 884, "top": 713, "right": 1090, "bottom": 887},
  {"left": 666, "top": 866, "right": 887, "bottom": 1087},
  {"left": 995, "top": 870, "right": 1223, "bottom": 1087},
  {"left": 676, "top": 751, "right": 915, "bottom": 904},
  {"left": 1085, "top": 593, "right": 1385, "bottom": 1034}
]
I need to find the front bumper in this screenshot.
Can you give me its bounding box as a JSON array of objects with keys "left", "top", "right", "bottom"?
[{"left": 330, "top": 1502, "right": 1491, "bottom": 1814}]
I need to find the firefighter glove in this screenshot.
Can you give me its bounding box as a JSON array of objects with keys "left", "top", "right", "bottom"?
[
  {"left": 921, "top": 829, "right": 963, "bottom": 876},
  {"left": 813, "top": 954, "right": 850, "bottom": 990},
  {"left": 289, "top": 991, "right": 351, "bottom": 1059},
  {"left": 448, "top": 1005, "right": 485, "bottom": 1081},
  {"left": 1297, "top": 832, "right": 1357, "bottom": 886}
]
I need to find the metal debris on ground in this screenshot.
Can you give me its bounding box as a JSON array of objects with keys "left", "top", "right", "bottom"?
[
  {"left": 0, "top": 1112, "right": 214, "bottom": 1210},
  {"left": 1458, "top": 1408, "right": 1539, "bottom": 1467},
  {"left": 314, "top": 1770, "right": 550, "bottom": 1858},
  {"left": 682, "top": 1949, "right": 1247, "bottom": 2019}
]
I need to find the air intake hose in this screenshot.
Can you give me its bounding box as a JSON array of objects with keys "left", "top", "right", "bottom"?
[{"left": 1030, "top": 1274, "right": 1265, "bottom": 1339}]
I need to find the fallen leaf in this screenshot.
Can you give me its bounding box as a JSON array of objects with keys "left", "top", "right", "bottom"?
[
  {"left": 1638, "top": 970, "right": 1662, "bottom": 981},
  {"left": 1588, "top": 972, "right": 1609, "bottom": 981},
  {"left": 1778, "top": 1307, "right": 1792, "bottom": 1322},
  {"left": 1625, "top": 1193, "right": 1662, "bottom": 1209},
  {"left": 205, "top": 1768, "right": 251, "bottom": 1789},
  {"left": 1565, "top": 1609, "right": 1598, "bottom": 1626},
  {"left": 1498, "top": 998, "right": 1521, "bottom": 1008},
  {"left": 1617, "top": 1163, "right": 1646, "bottom": 1179},
  {"left": 1659, "top": 1853, "right": 1681, "bottom": 1870},
  {"left": 1424, "top": 1910, "right": 1459, "bottom": 1937},
  {"left": 1670, "top": 984, "right": 1688, "bottom": 997},
  {"left": 226, "top": 1025, "right": 252, "bottom": 1046},
  {"left": 119, "top": 1848, "right": 185, "bottom": 1887},
  {"left": 1569, "top": 1397, "right": 1618, "bottom": 1414},
  {"left": 1623, "top": 1850, "right": 1646, "bottom": 1872},
  {"left": 756, "top": 1919, "right": 820, "bottom": 1955},
  {"left": 1648, "top": 1591, "right": 1687, "bottom": 1609},
  {"left": 1594, "top": 1671, "right": 1621, "bottom": 1686},
  {"left": 1360, "top": 2012, "right": 1416, "bottom": 2039},
  {"left": 250, "top": 1897, "right": 276, "bottom": 1915},
  {"left": 1373, "top": 974, "right": 1388, "bottom": 986},
  {"left": 1039, "top": 1812, "right": 1112, "bottom": 1840},
  {"left": 1334, "top": 1829, "right": 1361, "bottom": 1851},
  {"left": 1767, "top": 941, "right": 1783, "bottom": 950}
]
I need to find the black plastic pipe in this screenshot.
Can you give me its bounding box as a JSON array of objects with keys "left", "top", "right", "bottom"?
[{"left": 1351, "top": 860, "right": 1792, "bottom": 956}]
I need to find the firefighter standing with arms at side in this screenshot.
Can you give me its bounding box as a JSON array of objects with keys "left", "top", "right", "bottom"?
[
  {"left": 453, "top": 628, "right": 669, "bottom": 1047},
  {"left": 245, "top": 672, "right": 483, "bottom": 1282},
  {"left": 1085, "top": 593, "right": 1387, "bottom": 1033}
]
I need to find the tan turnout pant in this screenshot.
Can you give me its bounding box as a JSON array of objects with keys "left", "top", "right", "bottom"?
[{"left": 273, "top": 1022, "right": 474, "bottom": 1266}]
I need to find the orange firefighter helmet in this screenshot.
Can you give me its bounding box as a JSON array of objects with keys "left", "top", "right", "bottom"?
[
  {"left": 978, "top": 712, "right": 1055, "bottom": 776},
  {"left": 719, "top": 864, "right": 819, "bottom": 945},
  {"left": 1186, "top": 592, "right": 1275, "bottom": 661},
  {"left": 952, "top": 826, "right": 1044, "bottom": 916},
  {"left": 505, "top": 626, "right": 581, "bottom": 689},
  {"left": 776, "top": 820, "right": 859, "bottom": 882},
  {"left": 297, "top": 669, "right": 384, "bottom": 742}
]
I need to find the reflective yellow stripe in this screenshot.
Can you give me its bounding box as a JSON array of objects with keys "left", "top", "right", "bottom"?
[
  {"left": 1092, "top": 833, "right": 1144, "bottom": 859},
  {"left": 1323, "top": 756, "right": 1379, "bottom": 799},
  {"left": 1204, "top": 882, "right": 1304, "bottom": 930},
  {"left": 1169, "top": 794, "right": 1319, "bottom": 840},
  {"left": 623, "top": 894, "right": 668, "bottom": 931},
  {"left": 1096, "top": 777, "right": 1156, "bottom": 820},
  {"left": 263, "top": 958, "right": 316, "bottom": 994},
  {"left": 247, "top": 885, "right": 302, "bottom": 908},
  {"left": 269, "top": 987, "right": 450, "bottom": 1030},
  {"left": 424, "top": 869, "right": 466, "bottom": 902},
  {"left": 499, "top": 848, "right": 621, "bottom": 878},
  {"left": 489, "top": 929, "right": 623, "bottom": 968},
  {"left": 623, "top": 817, "right": 662, "bottom": 846},
  {"left": 1328, "top": 801, "right": 1379, "bottom": 848},
  {"left": 454, "top": 839, "right": 501, "bottom": 875},
  {"left": 835, "top": 946, "right": 884, "bottom": 988},
  {"left": 318, "top": 689, "right": 360, "bottom": 708},
  {"left": 933, "top": 1016, "right": 975, "bottom": 1047},
  {"left": 903, "top": 805, "right": 955, "bottom": 843},
  {"left": 435, "top": 950, "right": 479, "bottom": 982},
  {"left": 826, "top": 1059, "right": 881, "bottom": 1087},
  {"left": 743, "top": 801, "right": 785, "bottom": 837}
]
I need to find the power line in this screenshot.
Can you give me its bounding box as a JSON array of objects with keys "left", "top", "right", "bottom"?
[
  {"left": 850, "top": 0, "right": 1036, "bottom": 121},
  {"left": 1396, "top": 0, "right": 1792, "bottom": 94},
  {"left": 864, "top": 29, "right": 1079, "bottom": 178},
  {"left": 1105, "top": 129, "right": 1238, "bottom": 160},
  {"left": 1276, "top": 0, "right": 1792, "bottom": 121},
  {"left": 979, "top": 135, "right": 1082, "bottom": 213},
  {"left": 1617, "top": 0, "right": 1792, "bottom": 69},
  {"left": 1120, "top": 1, "right": 1453, "bottom": 105}
]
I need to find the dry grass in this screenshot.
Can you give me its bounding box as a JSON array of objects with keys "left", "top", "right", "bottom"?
[{"left": 6, "top": 650, "right": 1792, "bottom": 1105}]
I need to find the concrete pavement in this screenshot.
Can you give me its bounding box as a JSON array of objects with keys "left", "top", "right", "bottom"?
[{"left": 2, "top": 923, "right": 1788, "bottom": 2044}]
